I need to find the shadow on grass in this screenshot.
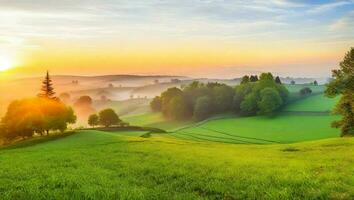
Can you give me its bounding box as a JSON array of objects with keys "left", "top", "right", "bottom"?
[{"left": 0, "top": 131, "right": 76, "bottom": 150}]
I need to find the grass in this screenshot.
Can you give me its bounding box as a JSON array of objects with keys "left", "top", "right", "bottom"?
[
  {"left": 0, "top": 130, "right": 353, "bottom": 199},
  {"left": 285, "top": 84, "right": 325, "bottom": 94},
  {"left": 284, "top": 94, "right": 340, "bottom": 112},
  {"left": 123, "top": 112, "right": 194, "bottom": 131},
  {"left": 172, "top": 114, "right": 340, "bottom": 144},
  {"left": 94, "top": 98, "right": 150, "bottom": 117}
]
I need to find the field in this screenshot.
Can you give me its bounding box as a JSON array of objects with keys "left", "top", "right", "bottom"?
[
  {"left": 123, "top": 112, "right": 194, "bottom": 131},
  {"left": 284, "top": 94, "right": 339, "bottom": 112},
  {"left": 122, "top": 88, "right": 340, "bottom": 144},
  {"left": 0, "top": 83, "right": 349, "bottom": 199},
  {"left": 0, "top": 130, "right": 353, "bottom": 199},
  {"left": 172, "top": 115, "right": 340, "bottom": 144}
]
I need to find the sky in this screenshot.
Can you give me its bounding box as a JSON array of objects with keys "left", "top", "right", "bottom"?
[{"left": 0, "top": 0, "right": 353, "bottom": 78}]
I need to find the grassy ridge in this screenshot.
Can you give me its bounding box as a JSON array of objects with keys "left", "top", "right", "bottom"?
[{"left": 0, "top": 130, "right": 353, "bottom": 199}]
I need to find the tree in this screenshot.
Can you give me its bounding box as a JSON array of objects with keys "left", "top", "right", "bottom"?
[
  {"left": 1, "top": 98, "right": 76, "bottom": 139},
  {"left": 88, "top": 114, "right": 99, "bottom": 128},
  {"left": 258, "top": 88, "right": 283, "bottom": 115},
  {"left": 234, "top": 82, "right": 254, "bottom": 112},
  {"left": 150, "top": 96, "right": 162, "bottom": 112},
  {"left": 212, "top": 85, "right": 234, "bottom": 113},
  {"left": 38, "top": 71, "right": 56, "bottom": 99},
  {"left": 250, "top": 75, "right": 258, "bottom": 82},
  {"left": 160, "top": 87, "right": 184, "bottom": 116},
  {"left": 74, "top": 96, "right": 93, "bottom": 107},
  {"left": 300, "top": 87, "right": 312, "bottom": 96},
  {"left": 98, "top": 109, "right": 121, "bottom": 127},
  {"left": 165, "top": 96, "right": 190, "bottom": 120},
  {"left": 194, "top": 96, "right": 213, "bottom": 121},
  {"left": 73, "top": 95, "right": 95, "bottom": 120},
  {"left": 275, "top": 76, "right": 282, "bottom": 84},
  {"left": 325, "top": 47, "right": 354, "bottom": 136},
  {"left": 240, "top": 93, "right": 258, "bottom": 115},
  {"left": 314, "top": 80, "right": 318, "bottom": 86},
  {"left": 291, "top": 80, "right": 296, "bottom": 85},
  {"left": 240, "top": 75, "right": 250, "bottom": 84}
]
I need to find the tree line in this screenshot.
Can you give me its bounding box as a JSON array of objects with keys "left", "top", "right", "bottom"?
[{"left": 150, "top": 72, "right": 289, "bottom": 121}]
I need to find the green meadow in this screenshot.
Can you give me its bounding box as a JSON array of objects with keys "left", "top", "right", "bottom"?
[
  {"left": 0, "top": 82, "right": 351, "bottom": 199},
  {"left": 172, "top": 115, "right": 340, "bottom": 144},
  {"left": 0, "top": 130, "right": 353, "bottom": 199},
  {"left": 284, "top": 94, "right": 340, "bottom": 112}
]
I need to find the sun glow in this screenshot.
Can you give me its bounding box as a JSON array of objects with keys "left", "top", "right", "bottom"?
[{"left": 0, "top": 56, "right": 13, "bottom": 71}]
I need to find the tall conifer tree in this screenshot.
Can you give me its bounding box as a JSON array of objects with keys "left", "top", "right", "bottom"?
[{"left": 38, "top": 71, "right": 56, "bottom": 99}]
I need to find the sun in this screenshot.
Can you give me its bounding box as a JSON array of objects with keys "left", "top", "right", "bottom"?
[{"left": 0, "top": 56, "right": 13, "bottom": 71}]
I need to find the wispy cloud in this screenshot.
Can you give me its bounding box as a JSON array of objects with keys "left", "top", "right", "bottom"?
[
  {"left": 330, "top": 10, "right": 354, "bottom": 31},
  {"left": 308, "top": 0, "right": 353, "bottom": 14}
]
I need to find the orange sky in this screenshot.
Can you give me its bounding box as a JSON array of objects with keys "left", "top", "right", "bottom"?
[{"left": 0, "top": 1, "right": 353, "bottom": 78}]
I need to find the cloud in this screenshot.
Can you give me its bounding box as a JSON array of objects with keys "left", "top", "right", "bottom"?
[
  {"left": 330, "top": 10, "right": 354, "bottom": 31},
  {"left": 308, "top": 0, "right": 353, "bottom": 14}
]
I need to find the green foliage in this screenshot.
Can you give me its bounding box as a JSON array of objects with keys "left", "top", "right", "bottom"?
[
  {"left": 1, "top": 98, "right": 76, "bottom": 139},
  {"left": 249, "top": 75, "right": 258, "bottom": 82},
  {"left": 98, "top": 108, "right": 121, "bottom": 127},
  {"left": 300, "top": 87, "right": 312, "bottom": 96},
  {"left": 275, "top": 76, "right": 282, "bottom": 84},
  {"left": 153, "top": 82, "right": 235, "bottom": 121},
  {"left": 314, "top": 80, "right": 318, "bottom": 86},
  {"left": 150, "top": 96, "right": 162, "bottom": 112},
  {"left": 325, "top": 47, "right": 354, "bottom": 136},
  {"left": 234, "top": 72, "right": 288, "bottom": 116},
  {"left": 240, "top": 92, "right": 259, "bottom": 115},
  {"left": 212, "top": 85, "right": 235, "bottom": 112},
  {"left": 165, "top": 96, "right": 190, "bottom": 120},
  {"left": 194, "top": 96, "right": 213, "bottom": 120},
  {"left": 240, "top": 75, "right": 250, "bottom": 84},
  {"left": 88, "top": 114, "right": 99, "bottom": 127},
  {"left": 153, "top": 73, "right": 287, "bottom": 120},
  {"left": 258, "top": 88, "right": 283, "bottom": 115}
]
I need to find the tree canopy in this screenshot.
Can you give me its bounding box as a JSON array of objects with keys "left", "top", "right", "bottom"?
[
  {"left": 88, "top": 114, "right": 99, "bottom": 128},
  {"left": 325, "top": 47, "right": 354, "bottom": 136},
  {"left": 98, "top": 109, "right": 121, "bottom": 127},
  {"left": 151, "top": 72, "right": 288, "bottom": 121},
  {"left": 1, "top": 98, "right": 76, "bottom": 139}
]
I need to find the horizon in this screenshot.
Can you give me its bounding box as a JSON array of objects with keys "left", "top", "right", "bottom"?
[{"left": 0, "top": 0, "right": 353, "bottom": 78}]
